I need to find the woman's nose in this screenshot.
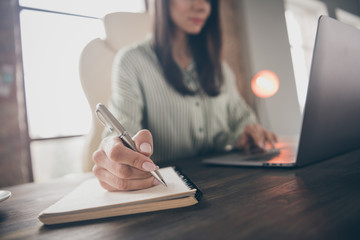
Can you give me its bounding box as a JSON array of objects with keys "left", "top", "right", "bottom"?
[{"left": 190, "top": 0, "right": 209, "bottom": 11}]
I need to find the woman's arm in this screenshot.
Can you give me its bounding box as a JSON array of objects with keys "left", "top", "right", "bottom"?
[
  {"left": 93, "top": 46, "right": 159, "bottom": 191},
  {"left": 223, "top": 63, "right": 277, "bottom": 152},
  {"left": 108, "top": 47, "right": 145, "bottom": 136}
]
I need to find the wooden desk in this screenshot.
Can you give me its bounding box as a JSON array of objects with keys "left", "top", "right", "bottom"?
[{"left": 1, "top": 150, "right": 360, "bottom": 240}]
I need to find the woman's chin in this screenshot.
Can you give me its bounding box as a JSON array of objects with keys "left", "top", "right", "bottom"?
[{"left": 186, "top": 28, "right": 203, "bottom": 35}]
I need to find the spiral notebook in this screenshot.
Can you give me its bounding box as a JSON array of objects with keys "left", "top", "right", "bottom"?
[{"left": 38, "top": 166, "right": 202, "bottom": 225}]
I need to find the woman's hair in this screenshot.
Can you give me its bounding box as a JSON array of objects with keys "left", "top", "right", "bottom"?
[{"left": 153, "top": 0, "right": 223, "bottom": 96}]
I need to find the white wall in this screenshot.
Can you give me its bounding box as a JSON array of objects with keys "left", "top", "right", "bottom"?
[{"left": 241, "top": 0, "right": 302, "bottom": 136}]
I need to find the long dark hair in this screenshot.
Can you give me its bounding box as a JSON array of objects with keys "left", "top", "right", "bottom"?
[{"left": 153, "top": 0, "right": 223, "bottom": 96}]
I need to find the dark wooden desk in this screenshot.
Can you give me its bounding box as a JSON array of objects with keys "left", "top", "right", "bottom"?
[{"left": 1, "top": 150, "right": 360, "bottom": 240}]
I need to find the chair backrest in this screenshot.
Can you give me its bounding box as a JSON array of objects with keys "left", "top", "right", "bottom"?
[{"left": 79, "top": 12, "right": 152, "bottom": 171}]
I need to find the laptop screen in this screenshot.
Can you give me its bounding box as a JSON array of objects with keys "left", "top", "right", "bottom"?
[{"left": 296, "top": 16, "right": 360, "bottom": 166}]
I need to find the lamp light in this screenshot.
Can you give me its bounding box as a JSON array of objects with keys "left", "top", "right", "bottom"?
[{"left": 251, "top": 70, "right": 279, "bottom": 98}]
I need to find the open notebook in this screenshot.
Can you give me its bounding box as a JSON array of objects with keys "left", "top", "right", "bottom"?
[{"left": 38, "top": 167, "right": 202, "bottom": 225}]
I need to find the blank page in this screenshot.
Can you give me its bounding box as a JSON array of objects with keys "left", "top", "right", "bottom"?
[{"left": 41, "top": 167, "right": 195, "bottom": 214}]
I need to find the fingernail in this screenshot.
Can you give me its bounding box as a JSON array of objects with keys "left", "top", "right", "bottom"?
[
  {"left": 153, "top": 178, "right": 161, "bottom": 186},
  {"left": 140, "top": 142, "right": 152, "bottom": 154},
  {"left": 142, "top": 161, "right": 156, "bottom": 171}
]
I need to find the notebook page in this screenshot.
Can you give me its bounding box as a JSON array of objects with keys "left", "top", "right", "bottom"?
[{"left": 42, "top": 167, "right": 194, "bottom": 214}]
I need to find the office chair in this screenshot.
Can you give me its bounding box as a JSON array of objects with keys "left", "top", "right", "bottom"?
[{"left": 79, "top": 12, "right": 152, "bottom": 171}]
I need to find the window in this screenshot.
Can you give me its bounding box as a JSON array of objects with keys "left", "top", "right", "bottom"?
[
  {"left": 20, "top": 10, "right": 99, "bottom": 139},
  {"left": 284, "top": 0, "right": 328, "bottom": 112},
  {"left": 19, "top": 0, "right": 146, "bottom": 182},
  {"left": 335, "top": 8, "right": 360, "bottom": 29},
  {"left": 19, "top": 0, "right": 146, "bottom": 17}
]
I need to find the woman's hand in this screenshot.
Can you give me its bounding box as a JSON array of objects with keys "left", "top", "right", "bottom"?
[
  {"left": 92, "top": 129, "right": 159, "bottom": 191},
  {"left": 237, "top": 124, "right": 278, "bottom": 153}
]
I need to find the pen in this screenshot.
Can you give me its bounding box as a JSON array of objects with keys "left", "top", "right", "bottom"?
[{"left": 95, "top": 103, "right": 167, "bottom": 187}]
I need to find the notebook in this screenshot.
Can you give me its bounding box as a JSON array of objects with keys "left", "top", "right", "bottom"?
[
  {"left": 38, "top": 167, "right": 202, "bottom": 225},
  {"left": 203, "top": 16, "right": 360, "bottom": 167}
]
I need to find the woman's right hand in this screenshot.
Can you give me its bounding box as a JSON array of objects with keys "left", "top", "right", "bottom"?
[{"left": 92, "top": 129, "right": 160, "bottom": 191}]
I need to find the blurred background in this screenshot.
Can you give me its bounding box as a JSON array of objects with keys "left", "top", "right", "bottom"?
[{"left": 0, "top": 0, "right": 359, "bottom": 187}]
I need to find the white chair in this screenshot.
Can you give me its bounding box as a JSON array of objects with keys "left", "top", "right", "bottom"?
[{"left": 79, "top": 12, "right": 152, "bottom": 171}]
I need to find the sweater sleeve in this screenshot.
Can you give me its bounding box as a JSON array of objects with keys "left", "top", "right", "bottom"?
[
  {"left": 223, "top": 62, "right": 258, "bottom": 147},
  {"left": 106, "top": 46, "right": 145, "bottom": 137}
]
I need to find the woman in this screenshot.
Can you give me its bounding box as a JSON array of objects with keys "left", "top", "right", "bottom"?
[{"left": 92, "top": 0, "right": 277, "bottom": 191}]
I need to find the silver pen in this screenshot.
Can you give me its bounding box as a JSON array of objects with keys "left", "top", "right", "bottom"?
[{"left": 95, "top": 103, "right": 167, "bottom": 187}]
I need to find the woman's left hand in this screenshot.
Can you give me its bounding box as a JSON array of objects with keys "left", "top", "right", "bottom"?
[{"left": 237, "top": 124, "right": 278, "bottom": 153}]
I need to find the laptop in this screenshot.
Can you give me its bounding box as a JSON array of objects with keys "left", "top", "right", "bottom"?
[{"left": 203, "top": 16, "right": 360, "bottom": 167}]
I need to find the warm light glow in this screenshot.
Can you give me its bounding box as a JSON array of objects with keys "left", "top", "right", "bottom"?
[{"left": 251, "top": 70, "right": 280, "bottom": 98}]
